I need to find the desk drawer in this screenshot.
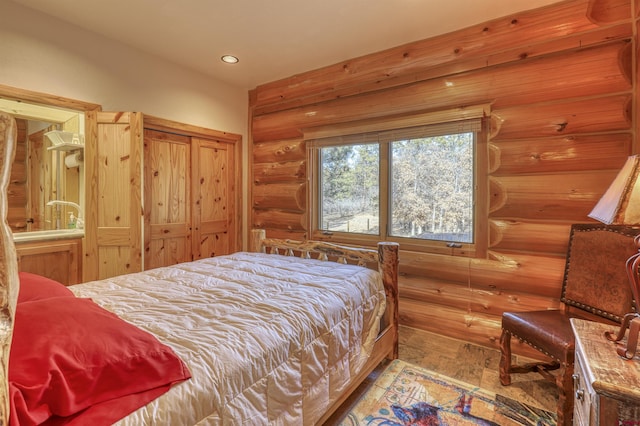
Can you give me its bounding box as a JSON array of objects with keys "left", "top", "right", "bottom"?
[{"left": 573, "top": 348, "right": 593, "bottom": 426}]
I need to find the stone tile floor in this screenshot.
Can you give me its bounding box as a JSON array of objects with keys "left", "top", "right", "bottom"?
[
  {"left": 324, "top": 325, "right": 558, "bottom": 424},
  {"left": 398, "top": 325, "right": 558, "bottom": 413}
]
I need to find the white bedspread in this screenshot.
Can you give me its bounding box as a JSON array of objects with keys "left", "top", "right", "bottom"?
[{"left": 69, "top": 252, "right": 385, "bottom": 425}]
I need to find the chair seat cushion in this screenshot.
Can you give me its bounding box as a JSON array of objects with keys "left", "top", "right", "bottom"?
[{"left": 502, "top": 310, "right": 574, "bottom": 362}]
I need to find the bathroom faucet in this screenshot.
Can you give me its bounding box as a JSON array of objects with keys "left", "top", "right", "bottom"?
[{"left": 46, "top": 200, "right": 84, "bottom": 229}]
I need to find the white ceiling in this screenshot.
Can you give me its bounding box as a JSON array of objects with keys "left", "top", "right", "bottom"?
[{"left": 10, "top": 0, "right": 563, "bottom": 90}]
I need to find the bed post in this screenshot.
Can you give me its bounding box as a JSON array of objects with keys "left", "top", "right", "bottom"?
[
  {"left": 0, "top": 112, "right": 18, "bottom": 426},
  {"left": 378, "top": 242, "right": 399, "bottom": 359},
  {"left": 250, "top": 229, "right": 266, "bottom": 253}
]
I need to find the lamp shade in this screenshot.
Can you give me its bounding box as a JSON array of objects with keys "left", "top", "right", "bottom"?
[{"left": 588, "top": 155, "right": 640, "bottom": 225}]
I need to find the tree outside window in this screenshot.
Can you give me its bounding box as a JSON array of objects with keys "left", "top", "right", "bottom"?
[
  {"left": 390, "top": 133, "right": 473, "bottom": 243},
  {"left": 320, "top": 144, "right": 379, "bottom": 234}
]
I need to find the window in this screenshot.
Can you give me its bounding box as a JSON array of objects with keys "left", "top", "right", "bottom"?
[
  {"left": 320, "top": 143, "right": 380, "bottom": 235},
  {"left": 307, "top": 107, "right": 487, "bottom": 256},
  {"left": 389, "top": 130, "right": 474, "bottom": 243}
]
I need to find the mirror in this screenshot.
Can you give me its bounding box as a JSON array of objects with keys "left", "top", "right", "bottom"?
[{"left": 0, "top": 99, "right": 84, "bottom": 233}]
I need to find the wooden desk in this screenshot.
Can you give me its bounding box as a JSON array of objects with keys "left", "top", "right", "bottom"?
[{"left": 571, "top": 318, "right": 640, "bottom": 426}]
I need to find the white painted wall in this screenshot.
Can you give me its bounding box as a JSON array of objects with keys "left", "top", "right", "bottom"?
[
  {"left": 0, "top": 0, "right": 247, "bottom": 133},
  {"left": 0, "top": 0, "right": 250, "bottom": 246}
]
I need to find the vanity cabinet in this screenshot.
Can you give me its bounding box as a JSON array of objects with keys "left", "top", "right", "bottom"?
[
  {"left": 83, "top": 112, "right": 240, "bottom": 281},
  {"left": 16, "top": 239, "right": 82, "bottom": 285},
  {"left": 571, "top": 318, "right": 640, "bottom": 425}
]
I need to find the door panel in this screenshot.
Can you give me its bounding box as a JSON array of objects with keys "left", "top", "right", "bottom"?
[
  {"left": 192, "top": 138, "right": 235, "bottom": 259},
  {"left": 84, "top": 111, "right": 143, "bottom": 281},
  {"left": 144, "top": 129, "right": 192, "bottom": 269}
]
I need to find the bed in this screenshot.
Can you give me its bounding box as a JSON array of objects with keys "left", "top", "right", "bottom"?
[{"left": 0, "top": 112, "right": 399, "bottom": 425}]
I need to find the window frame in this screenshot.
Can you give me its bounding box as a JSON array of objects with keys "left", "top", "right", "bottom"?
[{"left": 305, "top": 106, "right": 489, "bottom": 258}]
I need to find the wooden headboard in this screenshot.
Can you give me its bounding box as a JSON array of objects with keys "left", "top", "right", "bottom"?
[{"left": 0, "top": 112, "right": 19, "bottom": 426}]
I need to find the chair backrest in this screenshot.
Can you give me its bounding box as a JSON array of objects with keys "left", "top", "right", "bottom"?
[{"left": 561, "top": 223, "right": 640, "bottom": 323}]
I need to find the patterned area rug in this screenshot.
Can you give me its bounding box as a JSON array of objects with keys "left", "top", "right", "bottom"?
[{"left": 341, "top": 359, "right": 556, "bottom": 426}]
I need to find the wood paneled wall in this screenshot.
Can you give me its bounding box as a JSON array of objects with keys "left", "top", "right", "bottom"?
[{"left": 249, "top": 0, "right": 636, "bottom": 357}]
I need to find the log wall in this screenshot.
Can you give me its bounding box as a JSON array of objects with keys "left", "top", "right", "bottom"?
[{"left": 248, "top": 0, "right": 636, "bottom": 357}]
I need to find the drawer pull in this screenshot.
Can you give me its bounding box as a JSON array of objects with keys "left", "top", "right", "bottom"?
[{"left": 575, "top": 389, "right": 585, "bottom": 401}]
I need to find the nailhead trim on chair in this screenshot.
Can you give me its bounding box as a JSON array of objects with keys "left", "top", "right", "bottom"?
[
  {"left": 562, "top": 301, "right": 623, "bottom": 323},
  {"left": 513, "top": 334, "right": 564, "bottom": 364}
]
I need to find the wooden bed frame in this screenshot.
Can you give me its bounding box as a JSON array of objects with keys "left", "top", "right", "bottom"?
[
  {"left": 0, "top": 112, "right": 398, "bottom": 425},
  {"left": 251, "top": 230, "right": 399, "bottom": 424}
]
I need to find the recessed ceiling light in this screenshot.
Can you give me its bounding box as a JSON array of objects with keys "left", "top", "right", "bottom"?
[{"left": 221, "top": 55, "right": 239, "bottom": 64}]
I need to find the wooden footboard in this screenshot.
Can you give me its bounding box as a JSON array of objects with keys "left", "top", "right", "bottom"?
[{"left": 250, "top": 229, "right": 399, "bottom": 423}]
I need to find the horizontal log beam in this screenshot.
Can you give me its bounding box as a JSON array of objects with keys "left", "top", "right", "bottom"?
[
  {"left": 400, "top": 250, "right": 566, "bottom": 298},
  {"left": 261, "top": 229, "right": 307, "bottom": 241},
  {"left": 489, "top": 171, "right": 616, "bottom": 220},
  {"left": 251, "top": 0, "right": 630, "bottom": 113},
  {"left": 401, "top": 275, "right": 561, "bottom": 317},
  {"left": 253, "top": 182, "right": 306, "bottom": 211},
  {"left": 490, "top": 94, "right": 631, "bottom": 141},
  {"left": 253, "top": 209, "right": 306, "bottom": 231},
  {"left": 399, "top": 298, "right": 553, "bottom": 360},
  {"left": 253, "top": 138, "right": 305, "bottom": 163},
  {"left": 489, "top": 220, "right": 572, "bottom": 254},
  {"left": 489, "top": 133, "right": 631, "bottom": 176},
  {"left": 252, "top": 41, "right": 631, "bottom": 142},
  {"left": 253, "top": 160, "right": 306, "bottom": 184}
]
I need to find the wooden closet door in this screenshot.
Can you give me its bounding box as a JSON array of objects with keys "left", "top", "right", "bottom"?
[
  {"left": 84, "top": 111, "right": 143, "bottom": 281},
  {"left": 192, "top": 138, "right": 235, "bottom": 259},
  {"left": 144, "top": 129, "right": 192, "bottom": 269}
]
